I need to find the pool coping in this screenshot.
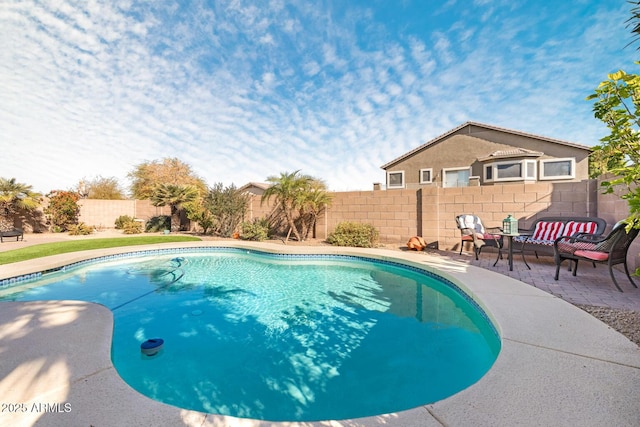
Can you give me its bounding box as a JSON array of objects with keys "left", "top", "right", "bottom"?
[{"left": 1, "top": 241, "right": 639, "bottom": 427}]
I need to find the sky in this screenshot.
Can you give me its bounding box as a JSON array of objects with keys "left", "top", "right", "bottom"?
[{"left": 0, "top": 0, "right": 637, "bottom": 194}]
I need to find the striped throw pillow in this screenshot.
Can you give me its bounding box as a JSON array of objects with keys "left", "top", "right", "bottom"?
[
  {"left": 531, "top": 221, "right": 565, "bottom": 242},
  {"left": 563, "top": 221, "right": 597, "bottom": 238}
]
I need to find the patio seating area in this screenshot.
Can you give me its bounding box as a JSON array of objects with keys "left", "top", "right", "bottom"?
[{"left": 437, "top": 244, "right": 640, "bottom": 311}]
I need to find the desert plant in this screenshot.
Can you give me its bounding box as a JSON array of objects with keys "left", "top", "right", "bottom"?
[
  {"left": 122, "top": 221, "right": 143, "bottom": 234},
  {"left": 145, "top": 215, "right": 171, "bottom": 232},
  {"left": 183, "top": 198, "right": 215, "bottom": 234},
  {"left": 0, "top": 177, "right": 41, "bottom": 231},
  {"left": 150, "top": 184, "right": 199, "bottom": 231},
  {"left": 240, "top": 218, "right": 269, "bottom": 241},
  {"left": 115, "top": 215, "right": 134, "bottom": 229},
  {"left": 297, "top": 179, "right": 332, "bottom": 240},
  {"left": 67, "top": 222, "right": 94, "bottom": 235},
  {"left": 327, "top": 222, "right": 379, "bottom": 248},
  {"left": 261, "top": 170, "right": 333, "bottom": 242},
  {"left": 205, "top": 183, "right": 250, "bottom": 237}
]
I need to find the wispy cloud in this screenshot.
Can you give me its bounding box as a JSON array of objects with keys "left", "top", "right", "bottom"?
[{"left": 0, "top": 0, "right": 635, "bottom": 194}]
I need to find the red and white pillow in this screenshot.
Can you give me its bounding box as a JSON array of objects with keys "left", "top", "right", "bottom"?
[
  {"left": 563, "top": 221, "right": 597, "bottom": 238},
  {"left": 531, "top": 221, "right": 565, "bottom": 243}
]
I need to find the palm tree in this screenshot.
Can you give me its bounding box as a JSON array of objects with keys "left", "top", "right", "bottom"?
[
  {"left": 298, "top": 179, "right": 333, "bottom": 240},
  {"left": 0, "top": 178, "right": 41, "bottom": 231},
  {"left": 261, "top": 170, "right": 312, "bottom": 242},
  {"left": 150, "top": 184, "right": 199, "bottom": 232}
]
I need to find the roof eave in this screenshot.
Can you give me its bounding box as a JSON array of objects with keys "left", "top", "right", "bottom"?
[{"left": 380, "top": 121, "right": 593, "bottom": 170}]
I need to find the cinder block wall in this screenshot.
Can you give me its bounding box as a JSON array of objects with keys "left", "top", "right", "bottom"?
[
  {"left": 251, "top": 181, "right": 599, "bottom": 248},
  {"left": 78, "top": 199, "right": 169, "bottom": 229},
  {"left": 423, "top": 180, "right": 598, "bottom": 252},
  {"left": 73, "top": 178, "right": 638, "bottom": 272},
  {"left": 596, "top": 178, "right": 639, "bottom": 273},
  {"left": 246, "top": 196, "right": 275, "bottom": 221},
  {"left": 317, "top": 189, "right": 418, "bottom": 243}
]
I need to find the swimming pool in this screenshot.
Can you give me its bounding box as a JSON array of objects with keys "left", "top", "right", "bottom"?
[{"left": 0, "top": 248, "right": 500, "bottom": 422}]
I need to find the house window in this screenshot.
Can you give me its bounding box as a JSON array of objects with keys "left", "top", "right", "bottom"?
[
  {"left": 419, "top": 168, "right": 433, "bottom": 184},
  {"left": 484, "top": 160, "right": 537, "bottom": 182},
  {"left": 526, "top": 160, "right": 537, "bottom": 179},
  {"left": 485, "top": 165, "right": 493, "bottom": 181},
  {"left": 497, "top": 162, "right": 522, "bottom": 179},
  {"left": 443, "top": 167, "right": 470, "bottom": 187},
  {"left": 540, "top": 158, "right": 575, "bottom": 180},
  {"left": 387, "top": 171, "right": 405, "bottom": 188}
]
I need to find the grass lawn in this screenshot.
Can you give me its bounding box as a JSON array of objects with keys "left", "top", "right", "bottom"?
[{"left": 0, "top": 236, "right": 202, "bottom": 265}]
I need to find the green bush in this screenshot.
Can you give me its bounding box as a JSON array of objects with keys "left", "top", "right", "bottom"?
[
  {"left": 327, "top": 222, "right": 379, "bottom": 248},
  {"left": 204, "top": 183, "right": 250, "bottom": 237},
  {"left": 67, "top": 222, "right": 94, "bottom": 236},
  {"left": 115, "top": 215, "right": 134, "bottom": 229},
  {"left": 240, "top": 218, "right": 269, "bottom": 241},
  {"left": 145, "top": 215, "right": 171, "bottom": 232}
]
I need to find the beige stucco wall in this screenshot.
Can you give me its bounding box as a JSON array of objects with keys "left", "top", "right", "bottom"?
[{"left": 385, "top": 126, "right": 591, "bottom": 188}]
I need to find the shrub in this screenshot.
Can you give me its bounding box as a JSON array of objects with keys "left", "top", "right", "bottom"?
[
  {"left": 122, "top": 221, "right": 143, "bottom": 234},
  {"left": 327, "top": 222, "right": 379, "bottom": 248},
  {"left": 240, "top": 218, "right": 269, "bottom": 241},
  {"left": 44, "top": 190, "right": 80, "bottom": 232},
  {"left": 67, "top": 222, "right": 94, "bottom": 235},
  {"left": 115, "top": 215, "right": 134, "bottom": 229},
  {"left": 145, "top": 215, "right": 171, "bottom": 232}
]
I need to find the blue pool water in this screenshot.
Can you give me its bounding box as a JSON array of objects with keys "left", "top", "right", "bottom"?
[{"left": 0, "top": 249, "right": 501, "bottom": 421}]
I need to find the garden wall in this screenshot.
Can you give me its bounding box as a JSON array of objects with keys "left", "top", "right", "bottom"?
[
  {"left": 596, "top": 180, "right": 640, "bottom": 273},
  {"left": 64, "top": 178, "right": 638, "bottom": 271},
  {"left": 77, "top": 199, "right": 170, "bottom": 229},
  {"left": 278, "top": 180, "right": 599, "bottom": 248}
]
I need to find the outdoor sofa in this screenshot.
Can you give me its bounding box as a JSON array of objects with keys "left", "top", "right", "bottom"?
[{"left": 512, "top": 217, "right": 607, "bottom": 269}]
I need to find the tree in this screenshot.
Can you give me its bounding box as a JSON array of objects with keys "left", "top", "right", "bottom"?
[
  {"left": 261, "top": 170, "right": 319, "bottom": 242},
  {"left": 297, "top": 179, "right": 332, "bottom": 240},
  {"left": 0, "top": 178, "right": 41, "bottom": 231},
  {"left": 586, "top": 2, "right": 640, "bottom": 275},
  {"left": 204, "top": 183, "right": 250, "bottom": 237},
  {"left": 587, "top": 2, "right": 640, "bottom": 231},
  {"left": 183, "top": 198, "right": 215, "bottom": 235},
  {"left": 150, "top": 184, "right": 199, "bottom": 232},
  {"left": 78, "top": 176, "right": 126, "bottom": 199},
  {"left": 44, "top": 190, "right": 80, "bottom": 232},
  {"left": 128, "top": 158, "right": 207, "bottom": 199}
]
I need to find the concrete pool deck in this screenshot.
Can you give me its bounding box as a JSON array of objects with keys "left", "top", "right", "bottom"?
[{"left": 0, "top": 239, "right": 639, "bottom": 426}]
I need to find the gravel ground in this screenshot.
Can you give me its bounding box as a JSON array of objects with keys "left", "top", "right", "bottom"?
[{"left": 576, "top": 305, "right": 640, "bottom": 347}]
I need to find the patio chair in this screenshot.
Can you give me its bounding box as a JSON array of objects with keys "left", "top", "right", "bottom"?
[
  {"left": 553, "top": 221, "right": 639, "bottom": 292},
  {"left": 455, "top": 214, "right": 503, "bottom": 261}
]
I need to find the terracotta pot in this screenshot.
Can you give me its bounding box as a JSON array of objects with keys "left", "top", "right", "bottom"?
[{"left": 407, "top": 236, "right": 426, "bottom": 251}]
